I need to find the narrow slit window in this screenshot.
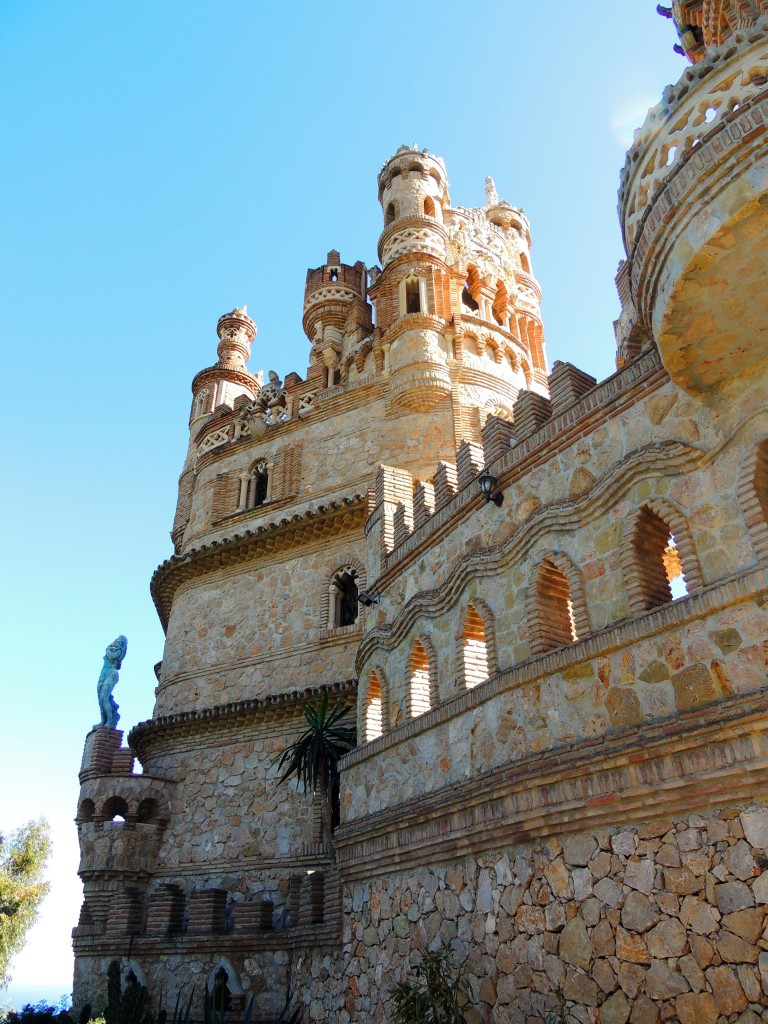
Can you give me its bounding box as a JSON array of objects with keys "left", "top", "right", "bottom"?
[
  {"left": 462, "top": 265, "right": 482, "bottom": 313},
  {"left": 365, "top": 672, "right": 383, "bottom": 741},
  {"left": 251, "top": 461, "right": 269, "bottom": 508},
  {"left": 461, "top": 605, "right": 489, "bottom": 689},
  {"left": 409, "top": 640, "right": 431, "bottom": 717},
  {"left": 631, "top": 507, "right": 686, "bottom": 609},
  {"left": 212, "top": 968, "right": 232, "bottom": 1014},
  {"left": 405, "top": 276, "right": 421, "bottom": 314},
  {"left": 535, "top": 560, "right": 578, "bottom": 651}
]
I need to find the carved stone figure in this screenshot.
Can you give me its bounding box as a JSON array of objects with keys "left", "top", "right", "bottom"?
[{"left": 95, "top": 635, "right": 128, "bottom": 729}]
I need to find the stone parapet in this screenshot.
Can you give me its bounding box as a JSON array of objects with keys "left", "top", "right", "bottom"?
[{"left": 618, "top": 20, "right": 768, "bottom": 391}]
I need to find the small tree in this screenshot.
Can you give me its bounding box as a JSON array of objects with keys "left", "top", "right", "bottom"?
[
  {"left": 0, "top": 819, "right": 51, "bottom": 988},
  {"left": 391, "top": 946, "right": 470, "bottom": 1024},
  {"left": 271, "top": 692, "right": 356, "bottom": 840}
]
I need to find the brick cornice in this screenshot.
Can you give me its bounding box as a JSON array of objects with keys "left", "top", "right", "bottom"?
[
  {"left": 335, "top": 687, "right": 768, "bottom": 879},
  {"left": 150, "top": 494, "right": 367, "bottom": 629},
  {"left": 191, "top": 365, "right": 260, "bottom": 396},
  {"left": 128, "top": 679, "right": 357, "bottom": 760}
]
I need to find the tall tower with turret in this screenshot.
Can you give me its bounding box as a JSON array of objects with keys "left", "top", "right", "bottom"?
[
  {"left": 73, "top": 10, "right": 768, "bottom": 1021},
  {"left": 72, "top": 147, "right": 547, "bottom": 1016}
]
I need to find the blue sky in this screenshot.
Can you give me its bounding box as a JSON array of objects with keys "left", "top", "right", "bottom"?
[{"left": 0, "top": 1, "right": 683, "bottom": 1000}]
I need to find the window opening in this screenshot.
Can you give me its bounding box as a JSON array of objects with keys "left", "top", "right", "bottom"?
[
  {"left": 409, "top": 640, "right": 431, "bottom": 717},
  {"left": 632, "top": 507, "right": 687, "bottom": 609},
  {"left": 365, "top": 672, "right": 383, "bottom": 741},
  {"left": 212, "top": 968, "right": 232, "bottom": 1014},
  {"left": 665, "top": 535, "right": 688, "bottom": 599},
  {"left": 384, "top": 202, "right": 397, "bottom": 226},
  {"left": 331, "top": 567, "right": 359, "bottom": 627},
  {"left": 405, "top": 276, "right": 421, "bottom": 314},
  {"left": 252, "top": 461, "right": 268, "bottom": 508},
  {"left": 137, "top": 798, "right": 159, "bottom": 824},
  {"left": 423, "top": 196, "right": 435, "bottom": 217},
  {"left": 462, "top": 265, "right": 482, "bottom": 313},
  {"left": 461, "top": 605, "right": 489, "bottom": 688},
  {"left": 104, "top": 796, "right": 129, "bottom": 824},
  {"left": 536, "top": 560, "right": 578, "bottom": 650}
]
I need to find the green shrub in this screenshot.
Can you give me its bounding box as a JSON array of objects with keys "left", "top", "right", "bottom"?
[{"left": 391, "top": 946, "right": 469, "bottom": 1024}]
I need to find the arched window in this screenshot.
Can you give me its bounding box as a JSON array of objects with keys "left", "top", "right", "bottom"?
[
  {"left": 404, "top": 275, "right": 421, "bottom": 314},
  {"left": 527, "top": 556, "right": 588, "bottom": 655},
  {"left": 631, "top": 507, "right": 688, "bottom": 609},
  {"left": 385, "top": 201, "right": 397, "bottom": 226},
  {"left": 460, "top": 605, "right": 490, "bottom": 689},
  {"left": 212, "top": 967, "right": 232, "bottom": 1014},
  {"left": 409, "top": 639, "right": 432, "bottom": 717},
  {"left": 330, "top": 567, "right": 359, "bottom": 627},
  {"left": 738, "top": 439, "right": 768, "bottom": 563},
  {"left": 137, "top": 798, "right": 160, "bottom": 824},
  {"left": 461, "top": 265, "right": 481, "bottom": 313},
  {"left": 492, "top": 281, "right": 508, "bottom": 326},
  {"left": 519, "top": 252, "right": 531, "bottom": 274},
  {"left": 102, "top": 796, "right": 129, "bottom": 823},
  {"left": 251, "top": 460, "right": 269, "bottom": 508},
  {"left": 423, "top": 196, "right": 435, "bottom": 217},
  {"left": 365, "top": 671, "right": 383, "bottom": 741},
  {"left": 78, "top": 799, "right": 95, "bottom": 823}
]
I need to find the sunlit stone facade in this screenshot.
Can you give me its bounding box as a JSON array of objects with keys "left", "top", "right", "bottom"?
[{"left": 75, "top": 9, "right": 768, "bottom": 1020}]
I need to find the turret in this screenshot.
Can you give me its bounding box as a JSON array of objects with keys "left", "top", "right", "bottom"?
[
  {"left": 659, "top": 2, "right": 767, "bottom": 63},
  {"left": 189, "top": 307, "right": 260, "bottom": 434},
  {"left": 366, "top": 147, "right": 454, "bottom": 411},
  {"left": 377, "top": 146, "right": 449, "bottom": 269},
  {"left": 618, "top": 11, "right": 768, "bottom": 390},
  {"left": 302, "top": 251, "right": 371, "bottom": 386}
]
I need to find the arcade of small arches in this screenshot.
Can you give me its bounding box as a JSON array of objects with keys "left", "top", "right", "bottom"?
[
  {"left": 77, "top": 793, "right": 167, "bottom": 826},
  {"left": 361, "top": 497, "right": 699, "bottom": 743}
]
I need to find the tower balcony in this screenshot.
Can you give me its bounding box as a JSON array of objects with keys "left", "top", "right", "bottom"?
[{"left": 618, "top": 18, "right": 768, "bottom": 393}]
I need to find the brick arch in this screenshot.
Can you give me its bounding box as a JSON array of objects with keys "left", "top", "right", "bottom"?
[
  {"left": 737, "top": 437, "right": 768, "bottom": 564},
  {"left": 520, "top": 358, "right": 533, "bottom": 388},
  {"left": 77, "top": 798, "right": 95, "bottom": 824},
  {"left": 361, "top": 665, "right": 389, "bottom": 742},
  {"left": 407, "top": 634, "right": 439, "bottom": 717},
  {"left": 455, "top": 598, "right": 498, "bottom": 689},
  {"left": 621, "top": 497, "right": 703, "bottom": 614},
  {"left": 526, "top": 551, "right": 590, "bottom": 656},
  {"left": 461, "top": 331, "right": 480, "bottom": 358},
  {"left": 99, "top": 794, "right": 131, "bottom": 822}
]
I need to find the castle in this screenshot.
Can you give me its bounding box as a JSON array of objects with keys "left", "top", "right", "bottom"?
[{"left": 74, "top": 4, "right": 768, "bottom": 1020}]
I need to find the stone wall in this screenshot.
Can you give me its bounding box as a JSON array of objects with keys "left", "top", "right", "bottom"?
[
  {"left": 156, "top": 534, "right": 366, "bottom": 713},
  {"left": 298, "top": 806, "right": 768, "bottom": 1023}
]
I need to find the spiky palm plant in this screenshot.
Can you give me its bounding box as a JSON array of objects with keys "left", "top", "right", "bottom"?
[{"left": 271, "top": 692, "right": 356, "bottom": 839}]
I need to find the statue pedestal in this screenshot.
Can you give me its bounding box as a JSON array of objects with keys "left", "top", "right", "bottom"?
[{"left": 79, "top": 727, "right": 134, "bottom": 781}]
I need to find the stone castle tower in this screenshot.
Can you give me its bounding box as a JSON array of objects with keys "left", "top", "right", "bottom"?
[{"left": 75, "top": 6, "right": 768, "bottom": 1020}]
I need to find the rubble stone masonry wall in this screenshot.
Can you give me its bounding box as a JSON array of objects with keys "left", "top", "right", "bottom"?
[{"left": 299, "top": 807, "right": 768, "bottom": 1023}]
